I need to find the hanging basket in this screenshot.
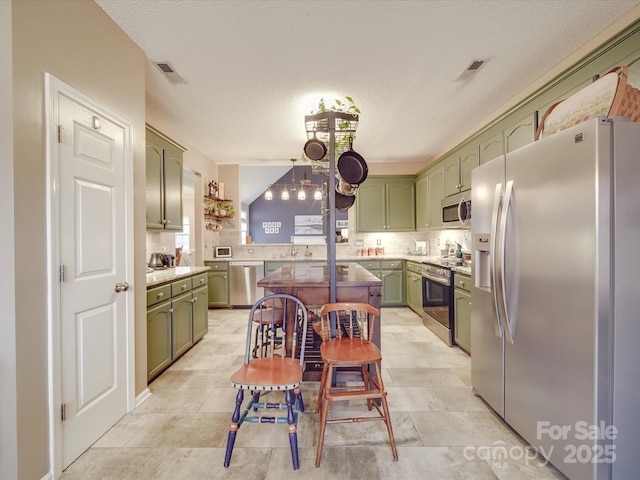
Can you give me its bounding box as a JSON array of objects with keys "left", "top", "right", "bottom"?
[
  {"left": 535, "top": 65, "right": 640, "bottom": 140},
  {"left": 304, "top": 111, "right": 359, "bottom": 160}
]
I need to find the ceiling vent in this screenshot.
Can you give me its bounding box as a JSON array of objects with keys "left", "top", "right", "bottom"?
[
  {"left": 154, "top": 61, "right": 186, "bottom": 84},
  {"left": 455, "top": 59, "right": 487, "bottom": 81}
]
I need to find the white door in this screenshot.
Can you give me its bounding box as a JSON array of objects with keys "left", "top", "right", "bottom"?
[{"left": 56, "top": 88, "right": 129, "bottom": 468}]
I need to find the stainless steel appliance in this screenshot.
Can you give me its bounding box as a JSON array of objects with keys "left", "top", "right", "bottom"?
[
  {"left": 215, "top": 246, "right": 232, "bottom": 258},
  {"left": 441, "top": 191, "right": 471, "bottom": 228},
  {"left": 421, "top": 261, "right": 454, "bottom": 346},
  {"left": 230, "top": 261, "right": 264, "bottom": 307},
  {"left": 471, "top": 117, "right": 640, "bottom": 480}
]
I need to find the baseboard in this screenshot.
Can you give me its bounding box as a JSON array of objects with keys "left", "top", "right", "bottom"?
[{"left": 135, "top": 388, "right": 151, "bottom": 408}]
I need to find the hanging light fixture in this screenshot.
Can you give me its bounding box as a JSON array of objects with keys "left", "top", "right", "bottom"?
[{"left": 263, "top": 158, "right": 324, "bottom": 201}]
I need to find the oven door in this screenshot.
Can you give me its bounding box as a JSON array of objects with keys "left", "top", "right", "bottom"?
[{"left": 422, "top": 274, "right": 452, "bottom": 328}]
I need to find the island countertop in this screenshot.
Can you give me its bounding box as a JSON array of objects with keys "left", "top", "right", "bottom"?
[{"left": 257, "top": 262, "right": 382, "bottom": 289}]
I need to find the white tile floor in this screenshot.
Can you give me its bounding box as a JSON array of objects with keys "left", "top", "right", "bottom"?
[{"left": 61, "top": 307, "right": 567, "bottom": 479}]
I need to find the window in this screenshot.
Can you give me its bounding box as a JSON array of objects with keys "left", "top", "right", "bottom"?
[
  {"left": 241, "top": 209, "right": 248, "bottom": 244},
  {"left": 175, "top": 216, "right": 190, "bottom": 252}
]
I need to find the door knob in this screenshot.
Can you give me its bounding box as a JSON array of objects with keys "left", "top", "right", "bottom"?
[{"left": 115, "top": 282, "right": 129, "bottom": 292}]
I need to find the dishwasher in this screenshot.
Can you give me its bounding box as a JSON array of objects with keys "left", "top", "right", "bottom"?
[{"left": 229, "top": 261, "right": 265, "bottom": 307}]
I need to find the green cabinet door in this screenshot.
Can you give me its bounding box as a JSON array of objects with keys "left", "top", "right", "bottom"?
[
  {"left": 459, "top": 144, "right": 479, "bottom": 192},
  {"left": 381, "top": 269, "right": 404, "bottom": 306},
  {"left": 427, "top": 166, "right": 444, "bottom": 230},
  {"left": 453, "top": 273, "right": 472, "bottom": 354},
  {"left": 480, "top": 131, "right": 504, "bottom": 165},
  {"left": 442, "top": 153, "right": 461, "bottom": 198},
  {"left": 162, "top": 142, "right": 183, "bottom": 231},
  {"left": 208, "top": 271, "right": 230, "bottom": 307},
  {"left": 386, "top": 180, "right": 415, "bottom": 231},
  {"left": 406, "top": 270, "right": 423, "bottom": 314},
  {"left": 147, "top": 299, "right": 172, "bottom": 382},
  {"left": 145, "top": 133, "right": 164, "bottom": 230},
  {"left": 172, "top": 291, "right": 193, "bottom": 359},
  {"left": 356, "top": 179, "right": 386, "bottom": 232},
  {"left": 192, "top": 285, "right": 209, "bottom": 342},
  {"left": 415, "top": 175, "right": 429, "bottom": 231},
  {"left": 505, "top": 112, "right": 536, "bottom": 153}
]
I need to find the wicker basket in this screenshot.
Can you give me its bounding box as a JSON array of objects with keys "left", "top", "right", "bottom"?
[{"left": 535, "top": 65, "right": 640, "bottom": 140}]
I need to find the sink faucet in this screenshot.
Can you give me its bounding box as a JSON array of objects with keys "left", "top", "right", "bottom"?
[{"left": 290, "top": 245, "right": 298, "bottom": 257}]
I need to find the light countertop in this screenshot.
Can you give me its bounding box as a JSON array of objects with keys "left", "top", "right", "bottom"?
[{"left": 146, "top": 266, "right": 210, "bottom": 287}]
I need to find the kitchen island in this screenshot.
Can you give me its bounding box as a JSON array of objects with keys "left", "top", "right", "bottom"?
[{"left": 258, "top": 262, "right": 383, "bottom": 381}]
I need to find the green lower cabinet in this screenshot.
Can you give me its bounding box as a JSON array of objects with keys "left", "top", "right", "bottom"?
[
  {"left": 381, "top": 269, "right": 404, "bottom": 306},
  {"left": 147, "top": 271, "right": 209, "bottom": 383},
  {"left": 206, "top": 261, "right": 230, "bottom": 307},
  {"left": 147, "top": 300, "right": 172, "bottom": 382},
  {"left": 405, "top": 267, "right": 423, "bottom": 314},
  {"left": 192, "top": 285, "right": 209, "bottom": 342},
  {"left": 454, "top": 273, "right": 472, "bottom": 354},
  {"left": 172, "top": 291, "right": 194, "bottom": 359}
]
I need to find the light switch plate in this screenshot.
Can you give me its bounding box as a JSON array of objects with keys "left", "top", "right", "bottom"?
[{"left": 355, "top": 239, "right": 364, "bottom": 246}]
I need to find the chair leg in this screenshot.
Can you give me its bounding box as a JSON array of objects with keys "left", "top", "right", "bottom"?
[
  {"left": 315, "top": 363, "right": 332, "bottom": 467},
  {"left": 374, "top": 362, "right": 398, "bottom": 461},
  {"left": 295, "top": 386, "right": 305, "bottom": 413},
  {"left": 315, "top": 362, "right": 328, "bottom": 414},
  {"left": 285, "top": 389, "right": 300, "bottom": 470},
  {"left": 224, "top": 389, "right": 244, "bottom": 467}
]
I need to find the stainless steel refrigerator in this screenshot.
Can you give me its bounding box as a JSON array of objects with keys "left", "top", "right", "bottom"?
[{"left": 471, "top": 117, "right": 640, "bottom": 480}]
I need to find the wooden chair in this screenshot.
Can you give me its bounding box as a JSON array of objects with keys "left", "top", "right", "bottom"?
[
  {"left": 223, "top": 294, "right": 308, "bottom": 470},
  {"left": 314, "top": 302, "right": 398, "bottom": 467}
]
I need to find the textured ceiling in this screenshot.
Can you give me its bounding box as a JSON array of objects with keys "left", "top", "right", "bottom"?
[{"left": 96, "top": 0, "right": 639, "bottom": 202}]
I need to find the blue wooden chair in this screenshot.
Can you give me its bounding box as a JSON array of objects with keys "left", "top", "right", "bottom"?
[{"left": 223, "top": 294, "right": 308, "bottom": 470}]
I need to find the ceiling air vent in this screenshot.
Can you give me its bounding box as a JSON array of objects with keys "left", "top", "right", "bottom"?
[
  {"left": 154, "top": 61, "right": 186, "bottom": 84},
  {"left": 455, "top": 59, "right": 487, "bottom": 81}
]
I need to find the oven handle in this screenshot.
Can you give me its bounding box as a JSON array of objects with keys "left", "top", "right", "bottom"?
[{"left": 421, "top": 272, "right": 451, "bottom": 286}]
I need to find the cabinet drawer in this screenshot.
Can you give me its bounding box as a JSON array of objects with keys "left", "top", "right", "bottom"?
[
  {"left": 358, "top": 261, "right": 380, "bottom": 271},
  {"left": 192, "top": 273, "right": 208, "bottom": 289},
  {"left": 171, "top": 278, "right": 192, "bottom": 297},
  {"left": 406, "top": 261, "right": 422, "bottom": 274},
  {"left": 380, "top": 260, "right": 403, "bottom": 270},
  {"left": 147, "top": 284, "right": 171, "bottom": 307},
  {"left": 455, "top": 274, "right": 472, "bottom": 292},
  {"left": 205, "top": 261, "right": 228, "bottom": 271}
]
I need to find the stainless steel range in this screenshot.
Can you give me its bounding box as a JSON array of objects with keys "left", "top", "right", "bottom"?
[{"left": 421, "top": 260, "right": 454, "bottom": 346}]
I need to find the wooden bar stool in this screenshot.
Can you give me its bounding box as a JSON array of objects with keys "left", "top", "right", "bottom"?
[
  {"left": 314, "top": 302, "right": 398, "bottom": 467},
  {"left": 223, "top": 294, "right": 308, "bottom": 470}
]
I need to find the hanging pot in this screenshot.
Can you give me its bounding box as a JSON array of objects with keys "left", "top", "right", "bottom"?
[
  {"left": 337, "top": 137, "right": 368, "bottom": 185},
  {"left": 335, "top": 190, "right": 356, "bottom": 211},
  {"left": 336, "top": 177, "right": 357, "bottom": 196},
  {"left": 303, "top": 132, "right": 327, "bottom": 161}
]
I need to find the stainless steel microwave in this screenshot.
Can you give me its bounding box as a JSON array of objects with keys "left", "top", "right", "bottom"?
[
  {"left": 215, "top": 246, "right": 232, "bottom": 258},
  {"left": 441, "top": 192, "right": 471, "bottom": 228}
]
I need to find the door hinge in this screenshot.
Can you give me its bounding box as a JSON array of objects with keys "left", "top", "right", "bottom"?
[
  {"left": 59, "top": 265, "right": 65, "bottom": 283},
  {"left": 57, "top": 125, "right": 64, "bottom": 143},
  {"left": 61, "top": 403, "right": 66, "bottom": 422}
]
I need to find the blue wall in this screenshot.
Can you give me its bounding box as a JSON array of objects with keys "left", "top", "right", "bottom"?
[{"left": 249, "top": 166, "right": 348, "bottom": 243}]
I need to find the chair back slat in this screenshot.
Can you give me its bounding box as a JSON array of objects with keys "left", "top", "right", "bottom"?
[
  {"left": 246, "top": 294, "right": 308, "bottom": 364},
  {"left": 317, "top": 302, "right": 378, "bottom": 342}
]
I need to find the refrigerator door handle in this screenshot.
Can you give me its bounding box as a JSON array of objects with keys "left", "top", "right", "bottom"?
[
  {"left": 490, "top": 183, "right": 504, "bottom": 338},
  {"left": 498, "top": 180, "right": 515, "bottom": 344}
]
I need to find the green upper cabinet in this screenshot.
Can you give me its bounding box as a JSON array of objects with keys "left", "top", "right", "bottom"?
[
  {"left": 146, "top": 127, "right": 185, "bottom": 231},
  {"left": 504, "top": 112, "right": 536, "bottom": 153},
  {"left": 427, "top": 165, "right": 444, "bottom": 230},
  {"left": 356, "top": 176, "right": 415, "bottom": 232},
  {"left": 459, "top": 144, "right": 479, "bottom": 192},
  {"left": 479, "top": 131, "right": 504, "bottom": 165},
  {"left": 442, "top": 152, "right": 460, "bottom": 198},
  {"left": 443, "top": 144, "right": 479, "bottom": 196},
  {"left": 416, "top": 165, "right": 443, "bottom": 231}
]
